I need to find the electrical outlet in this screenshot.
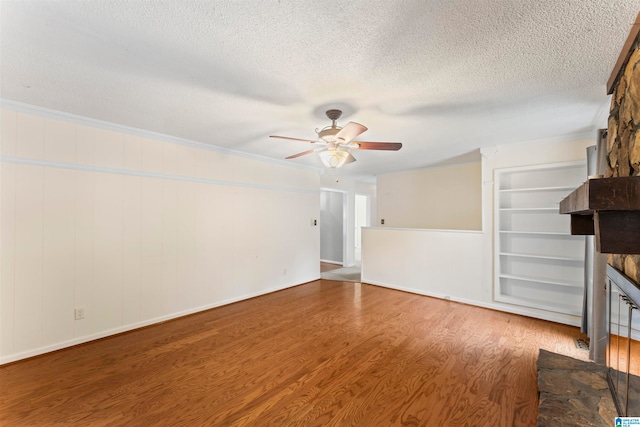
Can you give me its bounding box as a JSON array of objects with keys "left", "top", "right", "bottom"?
[
  {"left": 74, "top": 307, "right": 85, "bottom": 320},
  {"left": 381, "top": 219, "right": 385, "bottom": 225}
]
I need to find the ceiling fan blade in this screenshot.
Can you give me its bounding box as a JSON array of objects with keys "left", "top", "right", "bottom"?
[
  {"left": 353, "top": 142, "right": 403, "bottom": 151},
  {"left": 335, "top": 121, "right": 368, "bottom": 143},
  {"left": 285, "top": 149, "right": 316, "bottom": 159},
  {"left": 270, "top": 135, "right": 317, "bottom": 143}
]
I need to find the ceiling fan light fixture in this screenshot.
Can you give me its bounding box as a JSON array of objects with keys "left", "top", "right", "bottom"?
[
  {"left": 317, "top": 126, "right": 341, "bottom": 143},
  {"left": 318, "top": 149, "right": 350, "bottom": 169}
]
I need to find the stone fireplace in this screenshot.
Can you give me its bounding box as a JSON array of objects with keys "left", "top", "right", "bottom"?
[
  {"left": 558, "top": 12, "right": 640, "bottom": 421},
  {"left": 606, "top": 15, "right": 640, "bottom": 416},
  {"left": 605, "top": 15, "right": 640, "bottom": 418}
]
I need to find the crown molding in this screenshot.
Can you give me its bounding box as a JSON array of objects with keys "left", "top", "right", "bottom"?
[{"left": 0, "top": 99, "right": 326, "bottom": 175}]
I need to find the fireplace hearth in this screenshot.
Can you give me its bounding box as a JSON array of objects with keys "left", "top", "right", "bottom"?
[{"left": 537, "top": 349, "right": 616, "bottom": 426}]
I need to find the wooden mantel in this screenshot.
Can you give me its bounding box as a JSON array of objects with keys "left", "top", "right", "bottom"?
[{"left": 559, "top": 176, "right": 640, "bottom": 254}]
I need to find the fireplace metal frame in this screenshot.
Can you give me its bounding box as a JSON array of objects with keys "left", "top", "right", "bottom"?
[{"left": 606, "top": 264, "right": 640, "bottom": 416}]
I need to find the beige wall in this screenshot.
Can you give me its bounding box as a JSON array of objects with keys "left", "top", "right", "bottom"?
[{"left": 377, "top": 162, "right": 482, "bottom": 230}]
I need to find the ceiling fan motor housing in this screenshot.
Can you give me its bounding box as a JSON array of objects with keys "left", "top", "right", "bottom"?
[
  {"left": 325, "top": 109, "right": 343, "bottom": 122},
  {"left": 317, "top": 109, "right": 343, "bottom": 142}
]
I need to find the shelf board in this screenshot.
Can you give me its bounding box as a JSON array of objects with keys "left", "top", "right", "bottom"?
[
  {"left": 559, "top": 176, "right": 640, "bottom": 254},
  {"left": 499, "top": 186, "right": 576, "bottom": 193},
  {"left": 499, "top": 230, "right": 575, "bottom": 236},
  {"left": 494, "top": 294, "right": 582, "bottom": 316},
  {"left": 499, "top": 252, "right": 584, "bottom": 262},
  {"left": 499, "top": 273, "right": 583, "bottom": 289},
  {"left": 496, "top": 163, "right": 588, "bottom": 318},
  {"left": 499, "top": 207, "right": 559, "bottom": 212}
]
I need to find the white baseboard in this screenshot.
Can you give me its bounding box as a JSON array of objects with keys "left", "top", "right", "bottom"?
[
  {"left": 0, "top": 281, "right": 309, "bottom": 365},
  {"left": 2, "top": 275, "right": 581, "bottom": 365},
  {"left": 362, "top": 277, "right": 581, "bottom": 327}
]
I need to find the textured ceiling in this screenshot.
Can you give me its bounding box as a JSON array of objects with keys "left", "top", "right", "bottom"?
[{"left": 1, "top": 1, "right": 639, "bottom": 179}]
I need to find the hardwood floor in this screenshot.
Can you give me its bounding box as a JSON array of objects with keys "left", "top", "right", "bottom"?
[
  {"left": 320, "top": 262, "right": 343, "bottom": 272},
  {"left": 0, "top": 280, "right": 589, "bottom": 426}
]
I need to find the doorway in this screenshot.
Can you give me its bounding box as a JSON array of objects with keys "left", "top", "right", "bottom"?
[{"left": 320, "top": 190, "right": 346, "bottom": 265}]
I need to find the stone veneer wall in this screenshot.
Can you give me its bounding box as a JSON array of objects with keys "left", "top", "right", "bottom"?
[{"left": 607, "top": 42, "right": 640, "bottom": 284}]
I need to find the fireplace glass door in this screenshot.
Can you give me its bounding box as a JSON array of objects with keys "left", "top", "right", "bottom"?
[{"left": 606, "top": 266, "right": 640, "bottom": 416}]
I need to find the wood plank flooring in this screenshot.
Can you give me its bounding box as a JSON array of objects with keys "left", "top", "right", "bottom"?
[
  {"left": 0, "top": 280, "right": 589, "bottom": 426},
  {"left": 320, "top": 262, "right": 343, "bottom": 272}
]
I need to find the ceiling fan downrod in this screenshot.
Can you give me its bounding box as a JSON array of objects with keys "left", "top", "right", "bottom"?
[{"left": 325, "top": 109, "right": 342, "bottom": 128}]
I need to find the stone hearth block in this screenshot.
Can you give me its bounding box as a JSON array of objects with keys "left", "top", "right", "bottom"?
[{"left": 537, "top": 349, "right": 616, "bottom": 427}]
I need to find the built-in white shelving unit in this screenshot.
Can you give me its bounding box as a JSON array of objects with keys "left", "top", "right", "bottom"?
[{"left": 494, "top": 162, "right": 587, "bottom": 316}]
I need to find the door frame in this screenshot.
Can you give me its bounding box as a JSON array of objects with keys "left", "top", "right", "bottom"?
[{"left": 354, "top": 193, "right": 371, "bottom": 265}]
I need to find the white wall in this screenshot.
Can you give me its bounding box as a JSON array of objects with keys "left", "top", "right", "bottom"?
[
  {"left": 362, "top": 227, "right": 484, "bottom": 301},
  {"left": 377, "top": 162, "right": 482, "bottom": 230},
  {"left": 363, "top": 135, "right": 594, "bottom": 326},
  {"left": 320, "top": 175, "right": 376, "bottom": 266},
  {"left": 0, "top": 105, "right": 321, "bottom": 363}
]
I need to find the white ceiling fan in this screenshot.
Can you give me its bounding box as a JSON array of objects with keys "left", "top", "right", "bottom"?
[{"left": 270, "top": 109, "right": 402, "bottom": 169}]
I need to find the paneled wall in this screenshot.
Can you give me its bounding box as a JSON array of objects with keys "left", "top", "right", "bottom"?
[{"left": 0, "top": 106, "right": 321, "bottom": 363}]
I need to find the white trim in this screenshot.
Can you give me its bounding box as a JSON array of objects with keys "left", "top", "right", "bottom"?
[
  {"left": 493, "top": 159, "right": 586, "bottom": 175},
  {"left": 0, "top": 99, "right": 326, "bottom": 175},
  {"left": 0, "top": 280, "right": 319, "bottom": 365},
  {"left": 362, "top": 226, "right": 483, "bottom": 234},
  {"left": 354, "top": 193, "right": 370, "bottom": 263},
  {"left": 362, "top": 278, "right": 581, "bottom": 327},
  {"left": 319, "top": 187, "right": 348, "bottom": 193},
  {"left": 0, "top": 156, "right": 319, "bottom": 194}
]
